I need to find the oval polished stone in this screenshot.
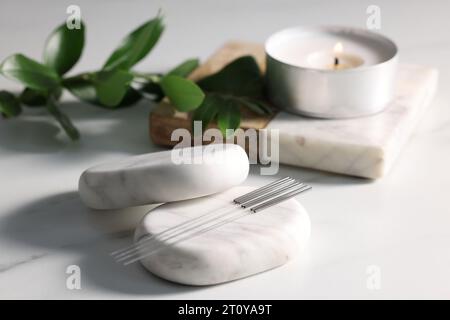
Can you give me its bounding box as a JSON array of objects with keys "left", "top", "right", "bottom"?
[
  {"left": 78, "top": 144, "right": 249, "bottom": 210},
  {"left": 135, "top": 186, "right": 311, "bottom": 285}
]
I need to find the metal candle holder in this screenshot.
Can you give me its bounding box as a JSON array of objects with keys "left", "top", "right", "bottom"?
[{"left": 265, "top": 26, "right": 399, "bottom": 118}]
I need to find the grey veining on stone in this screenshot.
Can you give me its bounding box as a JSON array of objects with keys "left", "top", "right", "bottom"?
[{"left": 135, "top": 186, "right": 311, "bottom": 285}]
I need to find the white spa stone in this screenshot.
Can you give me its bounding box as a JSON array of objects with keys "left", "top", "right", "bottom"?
[
  {"left": 135, "top": 186, "right": 311, "bottom": 286},
  {"left": 78, "top": 144, "right": 249, "bottom": 210}
]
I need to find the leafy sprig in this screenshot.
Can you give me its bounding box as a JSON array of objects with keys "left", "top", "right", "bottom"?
[
  {"left": 194, "top": 56, "right": 272, "bottom": 136},
  {"left": 0, "top": 12, "right": 272, "bottom": 141}
]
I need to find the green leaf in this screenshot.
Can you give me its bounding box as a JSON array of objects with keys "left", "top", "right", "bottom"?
[
  {"left": 63, "top": 74, "right": 97, "bottom": 104},
  {"left": 160, "top": 75, "right": 204, "bottom": 112},
  {"left": 192, "top": 94, "right": 220, "bottom": 130},
  {"left": 119, "top": 87, "right": 143, "bottom": 107},
  {"left": 46, "top": 97, "right": 79, "bottom": 140},
  {"left": 168, "top": 58, "right": 199, "bottom": 78},
  {"left": 94, "top": 70, "right": 134, "bottom": 108},
  {"left": 195, "top": 57, "right": 270, "bottom": 118},
  {"left": 0, "top": 90, "right": 21, "bottom": 118},
  {"left": 19, "top": 87, "right": 48, "bottom": 106},
  {"left": 197, "top": 56, "right": 263, "bottom": 98},
  {"left": 252, "top": 100, "right": 273, "bottom": 114},
  {"left": 103, "top": 14, "right": 164, "bottom": 71},
  {"left": 43, "top": 21, "right": 85, "bottom": 75},
  {"left": 139, "top": 81, "right": 164, "bottom": 102},
  {"left": 217, "top": 98, "right": 241, "bottom": 136},
  {"left": 20, "top": 87, "right": 62, "bottom": 107},
  {"left": 238, "top": 97, "right": 273, "bottom": 115},
  {"left": 63, "top": 73, "right": 141, "bottom": 108},
  {"left": 0, "top": 54, "right": 60, "bottom": 91}
]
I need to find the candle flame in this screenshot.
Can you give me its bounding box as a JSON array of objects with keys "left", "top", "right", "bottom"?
[{"left": 334, "top": 42, "right": 344, "bottom": 54}]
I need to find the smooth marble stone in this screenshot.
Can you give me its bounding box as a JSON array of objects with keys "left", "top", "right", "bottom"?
[
  {"left": 79, "top": 144, "right": 249, "bottom": 210},
  {"left": 135, "top": 186, "right": 311, "bottom": 286}
]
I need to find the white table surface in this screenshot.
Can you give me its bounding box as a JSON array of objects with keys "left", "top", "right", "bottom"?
[{"left": 0, "top": 0, "right": 449, "bottom": 299}]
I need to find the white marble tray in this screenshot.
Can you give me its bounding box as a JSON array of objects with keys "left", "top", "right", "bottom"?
[
  {"left": 267, "top": 64, "right": 439, "bottom": 178},
  {"left": 134, "top": 186, "right": 311, "bottom": 285}
]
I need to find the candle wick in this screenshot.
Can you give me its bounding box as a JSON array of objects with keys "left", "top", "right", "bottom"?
[{"left": 334, "top": 57, "right": 339, "bottom": 66}]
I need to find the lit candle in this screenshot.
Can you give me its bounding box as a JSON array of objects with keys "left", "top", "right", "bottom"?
[
  {"left": 265, "top": 26, "right": 398, "bottom": 118},
  {"left": 306, "top": 42, "right": 364, "bottom": 70}
]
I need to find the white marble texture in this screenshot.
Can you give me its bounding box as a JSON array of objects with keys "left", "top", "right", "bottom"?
[
  {"left": 0, "top": 0, "right": 450, "bottom": 299},
  {"left": 135, "top": 186, "right": 311, "bottom": 285},
  {"left": 268, "top": 65, "right": 438, "bottom": 179},
  {"left": 78, "top": 144, "right": 249, "bottom": 209}
]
